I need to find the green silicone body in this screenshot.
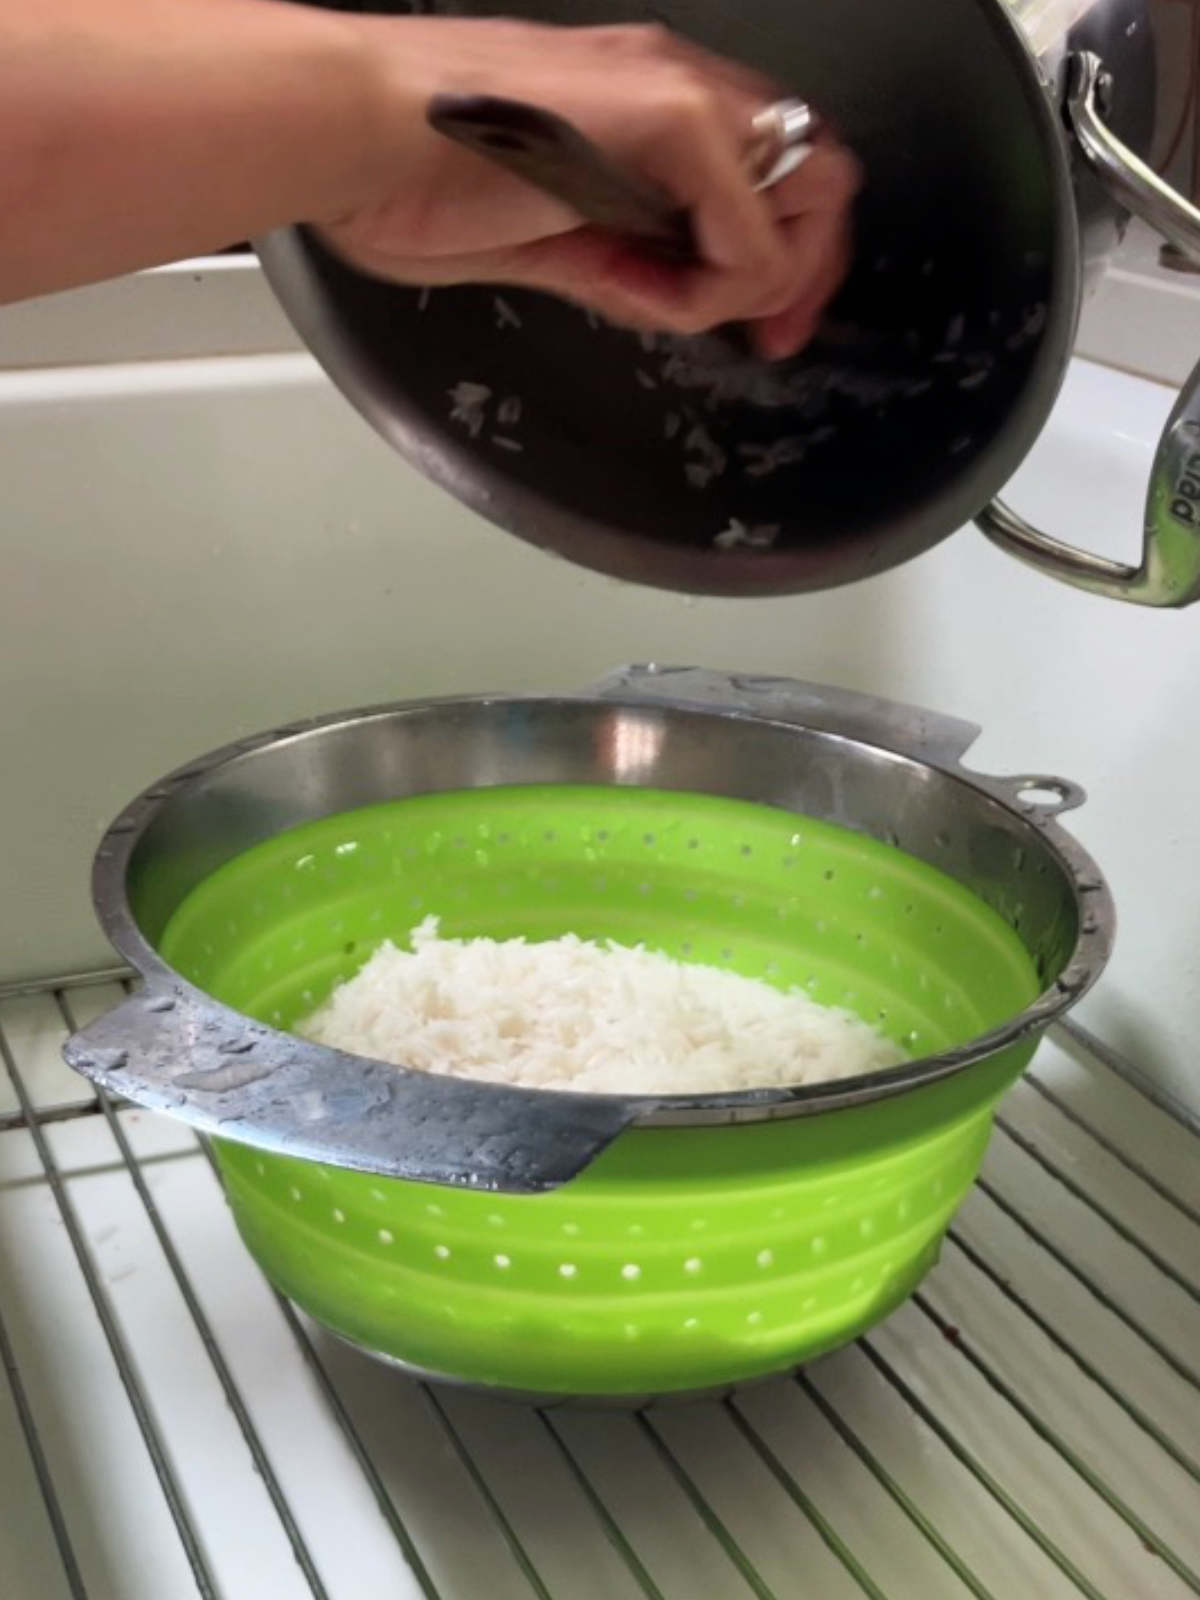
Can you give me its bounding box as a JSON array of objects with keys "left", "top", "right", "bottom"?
[{"left": 160, "top": 785, "right": 1039, "bottom": 1397}]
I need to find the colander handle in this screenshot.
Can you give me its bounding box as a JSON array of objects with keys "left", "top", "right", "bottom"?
[
  {"left": 62, "top": 988, "right": 638, "bottom": 1193},
  {"left": 586, "top": 665, "right": 985, "bottom": 769},
  {"left": 976, "top": 52, "right": 1200, "bottom": 607}
]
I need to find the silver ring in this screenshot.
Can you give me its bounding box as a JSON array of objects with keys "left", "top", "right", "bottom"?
[{"left": 748, "top": 98, "right": 818, "bottom": 191}]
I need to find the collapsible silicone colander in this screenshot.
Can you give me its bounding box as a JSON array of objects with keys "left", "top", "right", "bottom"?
[{"left": 65, "top": 668, "right": 1112, "bottom": 1401}]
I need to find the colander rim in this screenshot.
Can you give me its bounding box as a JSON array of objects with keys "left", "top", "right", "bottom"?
[{"left": 85, "top": 687, "right": 1115, "bottom": 1129}]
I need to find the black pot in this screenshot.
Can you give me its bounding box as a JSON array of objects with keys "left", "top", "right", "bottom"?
[{"left": 258, "top": 0, "right": 1200, "bottom": 605}]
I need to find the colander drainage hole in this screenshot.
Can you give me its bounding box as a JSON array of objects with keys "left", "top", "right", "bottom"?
[{"left": 621, "top": 1263, "right": 641, "bottom": 1281}]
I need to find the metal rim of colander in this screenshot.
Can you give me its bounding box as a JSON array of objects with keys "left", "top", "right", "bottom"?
[{"left": 86, "top": 685, "right": 1114, "bottom": 1129}]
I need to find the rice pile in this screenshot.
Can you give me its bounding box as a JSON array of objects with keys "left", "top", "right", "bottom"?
[{"left": 297, "top": 916, "right": 905, "bottom": 1094}]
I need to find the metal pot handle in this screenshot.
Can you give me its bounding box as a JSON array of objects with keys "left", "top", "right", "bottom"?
[{"left": 976, "top": 51, "right": 1200, "bottom": 607}]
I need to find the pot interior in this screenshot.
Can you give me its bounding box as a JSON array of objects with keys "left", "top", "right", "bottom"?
[{"left": 273, "top": 0, "right": 1077, "bottom": 593}]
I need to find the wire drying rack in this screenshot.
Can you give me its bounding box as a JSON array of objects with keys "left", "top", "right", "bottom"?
[{"left": 1, "top": 968, "right": 1198, "bottom": 1600}]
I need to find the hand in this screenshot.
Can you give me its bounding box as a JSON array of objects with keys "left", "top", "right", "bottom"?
[{"left": 322, "top": 19, "right": 860, "bottom": 360}]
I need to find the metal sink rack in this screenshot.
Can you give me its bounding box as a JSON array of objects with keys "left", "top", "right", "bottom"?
[{"left": 1, "top": 967, "right": 1197, "bottom": 1600}]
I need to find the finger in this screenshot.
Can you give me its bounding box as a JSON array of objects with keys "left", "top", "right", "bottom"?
[
  {"left": 750, "top": 209, "right": 853, "bottom": 359},
  {"left": 632, "top": 92, "right": 792, "bottom": 282},
  {"left": 602, "top": 36, "right": 815, "bottom": 198},
  {"left": 765, "top": 143, "right": 862, "bottom": 222}
]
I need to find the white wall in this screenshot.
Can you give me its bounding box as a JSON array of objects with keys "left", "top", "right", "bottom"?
[{"left": 1, "top": 335, "right": 1199, "bottom": 1114}]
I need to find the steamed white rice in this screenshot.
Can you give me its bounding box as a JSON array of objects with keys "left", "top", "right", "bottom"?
[{"left": 297, "top": 916, "right": 905, "bottom": 1094}]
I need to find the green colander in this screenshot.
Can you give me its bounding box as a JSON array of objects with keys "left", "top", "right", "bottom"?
[{"left": 64, "top": 667, "right": 1112, "bottom": 1400}]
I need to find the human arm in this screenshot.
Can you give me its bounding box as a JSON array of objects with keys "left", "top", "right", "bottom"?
[{"left": 0, "top": 1, "right": 859, "bottom": 357}]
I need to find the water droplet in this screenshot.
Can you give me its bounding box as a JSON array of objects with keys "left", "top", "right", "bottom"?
[
  {"left": 144, "top": 996, "right": 176, "bottom": 1014},
  {"left": 87, "top": 1047, "right": 128, "bottom": 1073}
]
